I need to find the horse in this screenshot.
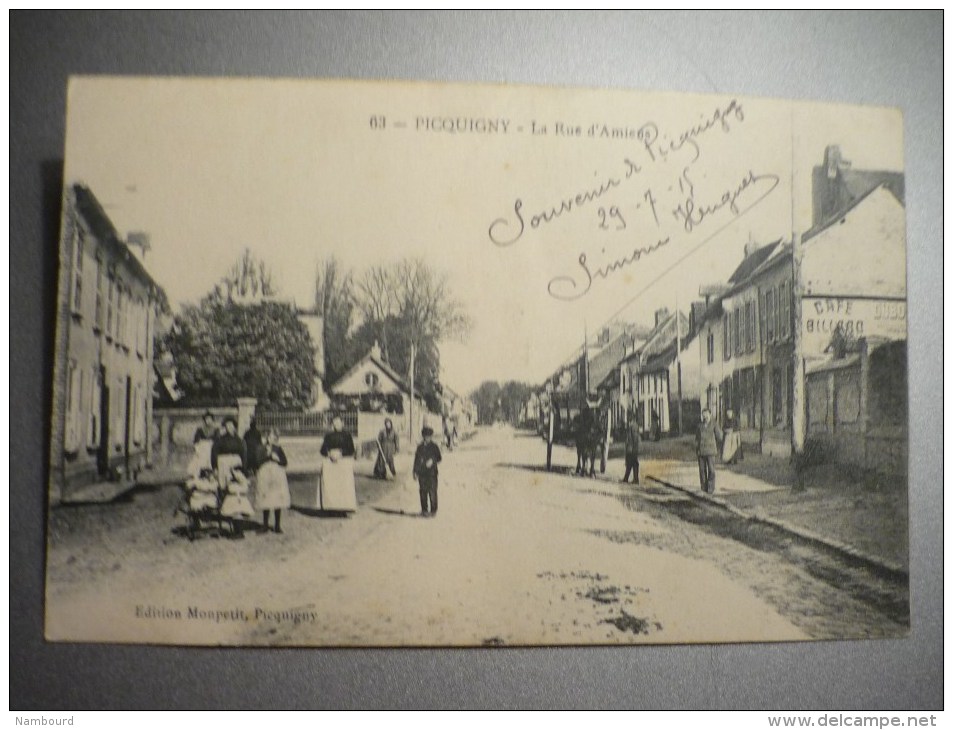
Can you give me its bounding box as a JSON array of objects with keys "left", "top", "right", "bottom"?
[{"left": 574, "top": 408, "right": 605, "bottom": 477}]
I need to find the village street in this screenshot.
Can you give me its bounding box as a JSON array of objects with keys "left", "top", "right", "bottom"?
[{"left": 45, "top": 425, "right": 906, "bottom": 647}]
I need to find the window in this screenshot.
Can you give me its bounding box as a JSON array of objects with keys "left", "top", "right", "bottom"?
[
  {"left": 734, "top": 306, "right": 743, "bottom": 357},
  {"left": 71, "top": 225, "right": 85, "bottom": 315},
  {"left": 114, "top": 377, "right": 125, "bottom": 449},
  {"left": 765, "top": 289, "right": 775, "bottom": 343},
  {"left": 88, "top": 368, "right": 101, "bottom": 448},
  {"left": 706, "top": 330, "right": 715, "bottom": 364},
  {"left": 65, "top": 360, "right": 83, "bottom": 452},
  {"left": 723, "top": 313, "right": 731, "bottom": 360},
  {"left": 745, "top": 300, "right": 755, "bottom": 352},
  {"left": 779, "top": 281, "right": 791, "bottom": 339},
  {"left": 126, "top": 296, "right": 136, "bottom": 350},
  {"left": 135, "top": 300, "right": 146, "bottom": 356},
  {"left": 772, "top": 367, "right": 783, "bottom": 426},
  {"left": 132, "top": 383, "right": 147, "bottom": 447},
  {"left": 116, "top": 285, "right": 125, "bottom": 345},
  {"left": 364, "top": 371, "right": 380, "bottom": 389},
  {"left": 772, "top": 288, "right": 781, "bottom": 340},
  {"left": 106, "top": 277, "right": 114, "bottom": 337},
  {"left": 144, "top": 304, "right": 151, "bottom": 358},
  {"left": 94, "top": 256, "right": 104, "bottom": 330}
]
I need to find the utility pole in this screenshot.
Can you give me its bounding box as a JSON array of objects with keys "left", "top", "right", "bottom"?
[
  {"left": 409, "top": 341, "right": 416, "bottom": 442},
  {"left": 583, "top": 321, "right": 590, "bottom": 396},
  {"left": 675, "top": 296, "right": 683, "bottom": 436},
  {"left": 546, "top": 379, "right": 555, "bottom": 471},
  {"left": 791, "top": 231, "right": 806, "bottom": 476},
  {"left": 789, "top": 116, "right": 806, "bottom": 490}
]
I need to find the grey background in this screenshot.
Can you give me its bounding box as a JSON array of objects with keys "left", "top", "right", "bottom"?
[{"left": 10, "top": 11, "right": 942, "bottom": 710}]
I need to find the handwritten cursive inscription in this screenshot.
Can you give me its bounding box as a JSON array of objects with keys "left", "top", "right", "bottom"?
[
  {"left": 638, "top": 99, "right": 745, "bottom": 164},
  {"left": 486, "top": 98, "right": 777, "bottom": 302},
  {"left": 672, "top": 169, "right": 780, "bottom": 234},
  {"left": 548, "top": 237, "right": 672, "bottom": 301},
  {"left": 489, "top": 173, "right": 622, "bottom": 246}
]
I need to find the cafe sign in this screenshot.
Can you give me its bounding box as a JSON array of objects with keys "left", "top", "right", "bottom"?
[{"left": 801, "top": 297, "right": 906, "bottom": 357}]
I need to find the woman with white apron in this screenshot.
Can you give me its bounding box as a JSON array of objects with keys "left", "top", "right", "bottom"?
[{"left": 318, "top": 416, "right": 358, "bottom": 513}]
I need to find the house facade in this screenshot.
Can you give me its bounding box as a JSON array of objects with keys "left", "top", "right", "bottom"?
[
  {"left": 50, "top": 184, "right": 165, "bottom": 502},
  {"left": 622, "top": 308, "right": 696, "bottom": 437},
  {"left": 697, "top": 181, "right": 905, "bottom": 458},
  {"left": 328, "top": 341, "right": 431, "bottom": 441}
]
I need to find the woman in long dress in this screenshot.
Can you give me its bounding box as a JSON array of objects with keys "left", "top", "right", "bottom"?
[
  {"left": 373, "top": 418, "right": 399, "bottom": 480},
  {"left": 318, "top": 416, "right": 358, "bottom": 512},
  {"left": 721, "top": 408, "right": 743, "bottom": 465},
  {"left": 256, "top": 428, "right": 291, "bottom": 533},
  {"left": 212, "top": 417, "right": 252, "bottom": 537}
]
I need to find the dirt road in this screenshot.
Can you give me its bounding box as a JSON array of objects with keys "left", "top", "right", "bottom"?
[{"left": 45, "top": 426, "right": 906, "bottom": 646}]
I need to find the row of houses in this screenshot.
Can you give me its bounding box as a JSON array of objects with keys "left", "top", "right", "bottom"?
[{"left": 532, "top": 146, "right": 907, "bottom": 474}]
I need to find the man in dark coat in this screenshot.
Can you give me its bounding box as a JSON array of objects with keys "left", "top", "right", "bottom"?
[
  {"left": 413, "top": 426, "right": 442, "bottom": 517},
  {"left": 575, "top": 406, "right": 594, "bottom": 476},
  {"left": 621, "top": 414, "right": 641, "bottom": 484},
  {"left": 696, "top": 409, "right": 724, "bottom": 494},
  {"left": 242, "top": 417, "right": 265, "bottom": 474}
]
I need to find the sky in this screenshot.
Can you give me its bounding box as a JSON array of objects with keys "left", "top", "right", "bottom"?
[{"left": 62, "top": 77, "right": 904, "bottom": 395}]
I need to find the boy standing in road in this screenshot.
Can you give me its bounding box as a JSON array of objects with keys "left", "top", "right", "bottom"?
[
  {"left": 413, "top": 426, "right": 443, "bottom": 517},
  {"left": 621, "top": 414, "right": 641, "bottom": 484},
  {"left": 696, "top": 409, "right": 723, "bottom": 494}
]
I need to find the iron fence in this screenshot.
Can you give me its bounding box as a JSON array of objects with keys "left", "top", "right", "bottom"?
[{"left": 255, "top": 410, "right": 358, "bottom": 436}]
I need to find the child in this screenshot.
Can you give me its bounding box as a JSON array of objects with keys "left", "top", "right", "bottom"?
[
  {"left": 413, "top": 426, "right": 442, "bottom": 517},
  {"left": 256, "top": 428, "right": 290, "bottom": 533}
]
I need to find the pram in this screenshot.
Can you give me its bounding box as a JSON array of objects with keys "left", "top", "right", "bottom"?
[{"left": 175, "top": 441, "right": 255, "bottom": 540}]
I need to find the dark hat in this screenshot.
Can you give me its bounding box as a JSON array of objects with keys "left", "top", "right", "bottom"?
[{"left": 422, "top": 426, "right": 434, "bottom": 437}]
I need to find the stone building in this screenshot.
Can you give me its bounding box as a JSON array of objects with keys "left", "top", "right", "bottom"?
[{"left": 49, "top": 184, "right": 166, "bottom": 503}]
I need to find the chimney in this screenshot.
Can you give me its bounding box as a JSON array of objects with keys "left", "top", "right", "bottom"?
[
  {"left": 824, "top": 145, "right": 849, "bottom": 179},
  {"left": 371, "top": 340, "right": 382, "bottom": 360},
  {"left": 654, "top": 307, "right": 670, "bottom": 328},
  {"left": 743, "top": 232, "right": 759, "bottom": 258}
]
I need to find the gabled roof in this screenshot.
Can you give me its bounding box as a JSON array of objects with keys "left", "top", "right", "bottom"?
[
  {"left": 726, "top": 239, "right": 783, "bottom": 286},
  {"left": 622, "top": 310, "right": 689, "bottom": 364},
  {"left": 72, "top": 184, "right": 164, "bottom": 294},
  {"left": 802, "top": 182, "right": 900, "bottom": 243},
  {"left": 641, "top": 340, "right": 678, "bottom": 374},
  {"left": 330, "top": 347, "right": 414, "bottom": 397}
]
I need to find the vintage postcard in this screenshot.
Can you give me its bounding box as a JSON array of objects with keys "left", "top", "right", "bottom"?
[{"left": 46, "top": 77, "right": 907, "bottom": 646}]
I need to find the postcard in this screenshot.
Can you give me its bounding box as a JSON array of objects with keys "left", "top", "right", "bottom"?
[{"left": 46, "top": 77, "right": 907, "bottom": 646}]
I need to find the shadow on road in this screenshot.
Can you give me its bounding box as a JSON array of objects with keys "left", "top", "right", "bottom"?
[
  {"left": 291, "top": 507, "right": 353, "bottom": 519},
  {"left": 494, "top": 462, "right": 578, "bottom": 476},
  {"left": 371, "top": 506, "right": 427, "bottom": 519}
]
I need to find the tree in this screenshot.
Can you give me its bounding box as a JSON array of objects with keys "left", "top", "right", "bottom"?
[
  {"left": 352, "top": 258, "right": 471, "bottom": 403},
  {"left": 314, "top": 257, "right": 356, "bottom": 385},
  {"left": 469, "top": 380, "right": 532, "bottom": 426},
  {"left": 471, "top": 381, "right": 502, "bottom": 425},
  {"left": 500, "top": 381, "right": 533, "bottom": 424},
  {"left": 212, "top": 248, "right": 277, "bottom": 302},
  {"left": 164, "top": 299, "right": 317, "bottom": 409}
]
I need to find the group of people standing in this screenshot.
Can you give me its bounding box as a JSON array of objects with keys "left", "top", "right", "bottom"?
[
  {"left": 191, "top": 411, "right": 446, "bottom": 532},
  {"left": 193, "top": 411, "right": 291, "bottom": 535},
  {"left": 610, "top": 407, "right": 744, "bottom": 495}
]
